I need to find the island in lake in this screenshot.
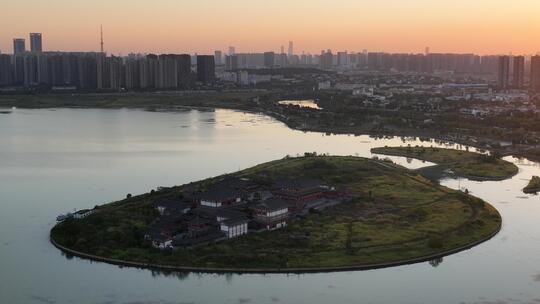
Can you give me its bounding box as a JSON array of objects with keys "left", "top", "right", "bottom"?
[
  {"left": 51, "top": 150, "right": 507, "bottom": 272},
  {"left": 523, "top": 176, "right": 540, "bottom": 194},
  {"left": 371, "top": 146, "right": 518, "bottom": 181}
]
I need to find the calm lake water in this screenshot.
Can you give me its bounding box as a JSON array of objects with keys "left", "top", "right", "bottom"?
[{"left": 0, "top": 108, "right": 539, "bottom": 304}]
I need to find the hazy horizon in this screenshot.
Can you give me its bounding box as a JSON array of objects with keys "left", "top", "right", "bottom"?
[{"left": 1, "top": 0, "right": 540, "bottom": 56}]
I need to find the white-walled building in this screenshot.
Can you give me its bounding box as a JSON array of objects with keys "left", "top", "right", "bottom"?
[
  {"left": 73, "top": 209, "right": 95, "bottom": 219},
  {"left": 250, "top": 198, "right": 289, "bottom": 230},
  {"left": 220, "top": 218, "right": 249, "bottom": 238}
]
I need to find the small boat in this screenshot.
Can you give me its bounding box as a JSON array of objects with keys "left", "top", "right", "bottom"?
[{"left": 0, "top": 110, "right": 12, "bottom": 114}]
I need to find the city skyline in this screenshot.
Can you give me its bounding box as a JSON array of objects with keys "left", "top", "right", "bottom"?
[
  {"left": 3, "top": 31, "right": 540, "bottom": 57},
  {"left": 1, "top": 0, "right": 540, "bottom": 55}
]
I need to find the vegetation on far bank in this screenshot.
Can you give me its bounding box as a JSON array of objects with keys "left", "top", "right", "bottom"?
[
  {"left": 51, "top": 155, "right": 501, "bottom": 270},
  {"left": 371, "top": 146, "right": 518, "bottom": 181},
  {"left": 2, "top": 91, "right": 540, "bottom": 166},
  {"left": 0, "top": 92, "right": 261, "bottom": 110},
  {"left": 523, "top": 176, "right": 540, "bottom": 194}
]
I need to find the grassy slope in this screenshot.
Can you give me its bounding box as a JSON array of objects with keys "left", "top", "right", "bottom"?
[
  {"left": 523, "top": 176, "right": 540, "bottom": 194},
  {"left": 371, "top": 146, "right": 518, "bottom": 180},
  {"left": 51, "top": 156, "right": 501, "bottom": 269}
]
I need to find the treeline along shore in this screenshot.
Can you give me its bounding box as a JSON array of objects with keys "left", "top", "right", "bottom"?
[{"left": 1, "top": 92, "right": 539, "bottom": 164}]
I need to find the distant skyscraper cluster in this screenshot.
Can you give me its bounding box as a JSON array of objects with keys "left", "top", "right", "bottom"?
[
  {"left": 497, "top": 55, "right": 536, "bottom": 90},
  {"left": 0, "top": 37, "right": 218, "bottom": 89},
  {"left": 1, "top": 32, "right": 540, "bottom": 92},
  {"left": 221, "top": 41, "right": 304, "bottom": 70},
  {"left": 0, "top": 31, "right": 222, "bottom": 89},
  {"left": 10, "top": 33, "right": 42, "bottom": 55},
  {"left": 121, "top": 53, "right": 197, "bottom": 90}
]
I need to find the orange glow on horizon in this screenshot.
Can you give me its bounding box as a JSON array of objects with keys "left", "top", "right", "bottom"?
[{"left": 1, "top": 0, "right": 540, "bottom": 55}]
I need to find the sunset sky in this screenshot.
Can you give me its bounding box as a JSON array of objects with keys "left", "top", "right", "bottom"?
[{"left": 1, "top": 0, "right": 539, "bottom": 55}]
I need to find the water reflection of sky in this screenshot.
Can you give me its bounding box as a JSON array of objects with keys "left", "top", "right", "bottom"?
[{"left": 0, "top": 108, "right": 539, "bottom": 304}]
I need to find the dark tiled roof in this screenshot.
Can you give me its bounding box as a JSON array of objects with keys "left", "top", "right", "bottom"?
[
  {"left": 251, "top": 190, "right": 274, "bottom": 201},
  {"left": 252, "top": 198, "right": 289, "bottom": 212},
  {"left": 198, "top": 185, "right": 242, "bottom": 202},
  {"left": 145, "top": 213, "right": 184, "bottom": 235},
  {"left": 187, "top": 216, "right": 213, "bottom": 227},
  {"left": 215, "top": 208, "right": 248, "bottom": 220},
  {"left": 196, "top": 177, "right": 266, "bottom": 202},
  {"left": 222, "top": 216, "right": 249, "bottom": 226},
  {"left": 193, "top": 206, "right": 249, "bottom": 222}
]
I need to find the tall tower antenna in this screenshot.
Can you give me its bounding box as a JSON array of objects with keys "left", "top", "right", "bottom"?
[{"left": 100, "top": 25, "right": 104, "bottom": 54}]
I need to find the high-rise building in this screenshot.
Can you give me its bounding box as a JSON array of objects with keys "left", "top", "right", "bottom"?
[
  {"left": 497, "top": 56, "right": 510, "bottom": 90},
  {"left": 158, "top": 54, "right": 179, "bottom": 88},
  {"left": 96, "top": 54, "right": 123, "bottom": 90},
  {"left": 513, "top": 56, "right": 525, "bottom": 89},
  {"left": 214, "top": 50, "right": 222, "bottom": 65},
  {"left": 300, "top": 53, "right": 313, "bottom": 66},
  {"left": 278, "top": 53, "right": 288, "bottom": 67},
  {"left": 48, "top": 54, "right": 65, "bottom": 86},
  {"left": 288, "top": 41, "right": 293, "bottom": 57},
  {"left": 23, "top": 53, "right": 39, "bottom": 86},
  {"left": 0, "top": 54, "right": 13, "bottom": 86},
  {"left": 13, "top": 54, "right": 24, "bottom": 85},
  {"left": 124, "top": 56, "right": 141, "bottom": 90},
  {"left": 96, "top": 53, "right": 108, "bottom": 89},
  {"left": 150, "top": 53, "right": 192, "bottom": 88},
  {"left": 225, "top": 55, "right": 238, "bottom": 70},
  {"left": 228, "top": 46, "right": 235, "bottom": 56},
  {"left": 263, "top": 52, "right": 275, "bottom": 68},
  {"left": 367, "top": 52, "right": 380, "bottom": 70},
  {"left": 531, "top": 55, "right": 540, "bottom": 92},
  {"left": 176, "top": 54, "right": 193, "bottom": 87},
  {"left": 108, "top": 55, "right": 123, "bottom": 90},
  {"left": 320, "top": 50, "right": 333, "bottom": 70},
  {"left": 196, "top": 55, "right": 215, "bottom": 84},
  {"left": 30, "top": 33, "right": 42, "bottom": 52},
  {"left": 144, "top": 54, "right": 159, "bottom": 88},
  {"left": 77, "top": 53, "right": 98, "bottom": 89},
  {"left": 337, "top": 51, "right": 348, "bottom": 66},
  {"left": 13, "top": 39, "right": 25, "bottom": 54}
]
